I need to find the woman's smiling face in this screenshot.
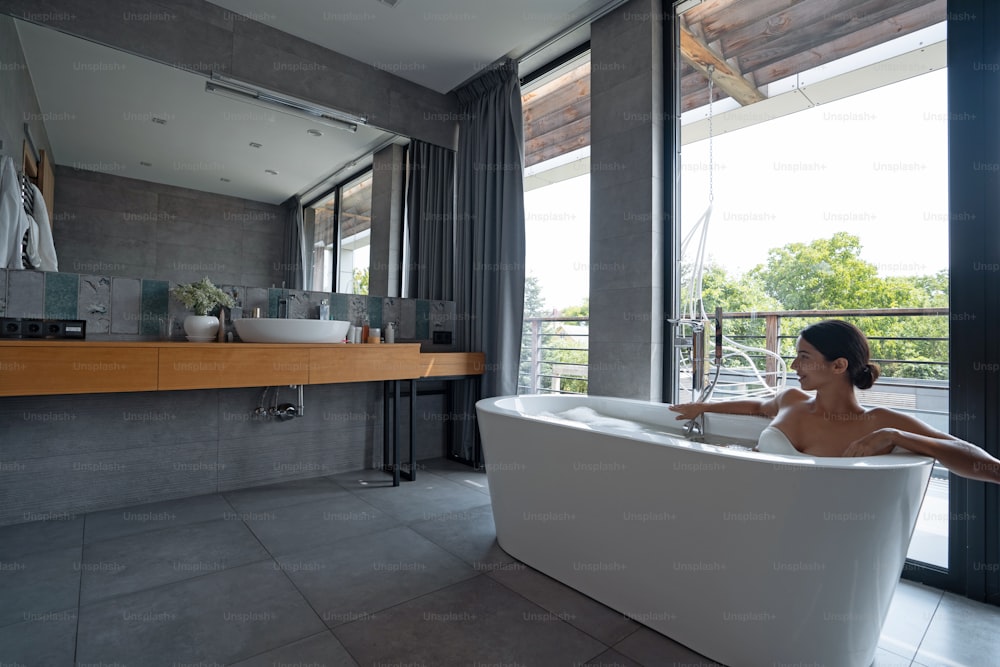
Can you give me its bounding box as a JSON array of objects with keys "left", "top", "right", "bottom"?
[{"left": 790, "top": 336, "right": 843, "bottom": 390}]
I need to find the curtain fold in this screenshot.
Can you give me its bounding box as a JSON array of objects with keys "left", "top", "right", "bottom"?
[
  {"left": 406, "top": 140, "right": 455, "bottom": 300},
  {"left": 281, "top": 195, "right": 305, "bottom": 290},
  {"left": 452, "top": 58, "right": 526, "bottom": 461}
]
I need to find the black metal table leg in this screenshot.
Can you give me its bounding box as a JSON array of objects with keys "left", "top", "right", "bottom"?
[
  {"left": 392, "top": 379, "right": 400, "bottom": 486},
  {"left": 400, "top": 378, "right": 416, "bottom": 481}
]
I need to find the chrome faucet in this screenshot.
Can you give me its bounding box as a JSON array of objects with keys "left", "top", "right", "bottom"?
[{"left": 672, "top": 306, "right": 724, "bottom": 440}]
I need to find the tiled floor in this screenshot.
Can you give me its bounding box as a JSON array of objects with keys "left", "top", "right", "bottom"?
[{"left": 1, "top": 458, "right": 998, "bottom": 667}]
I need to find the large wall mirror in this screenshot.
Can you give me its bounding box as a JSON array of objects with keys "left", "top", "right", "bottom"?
[{"left": 3, "top": 15, "right": 406, "bottom": 293}]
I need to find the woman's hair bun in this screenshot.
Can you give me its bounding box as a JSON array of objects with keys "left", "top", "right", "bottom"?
[{"left": 855, "top": 362, "right": 881, "bottom": 390}]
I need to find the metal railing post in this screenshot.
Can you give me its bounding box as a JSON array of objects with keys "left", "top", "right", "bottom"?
[{"left": 530, "top": 318, "right": 541, "bottom": 393}]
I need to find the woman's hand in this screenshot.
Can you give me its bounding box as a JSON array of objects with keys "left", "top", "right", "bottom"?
[
  {"left": 843, "top": 428, "right": 899, "bottom": 457},
  {"left": 668, "top": 403, "right": 705, "bottom": 421}
]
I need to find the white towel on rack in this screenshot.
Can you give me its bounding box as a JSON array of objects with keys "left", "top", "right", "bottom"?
[
  {"left": 24, "top": 216, "right": 42, "bottom": 269},
  {"left": 29, "top": 183, "right": 57, "bottom": 271},
  {"left": 0, "top": 155, "right": 30, "bottom": 269}
]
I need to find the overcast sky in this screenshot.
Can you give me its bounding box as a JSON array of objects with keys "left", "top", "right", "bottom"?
[{"left": 524, "top": 68, "right": 948, "bottom": 311}]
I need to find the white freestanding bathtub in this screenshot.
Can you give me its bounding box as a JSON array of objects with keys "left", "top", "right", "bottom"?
[{"left": 476, "top": 395, "right": 934, "bottom": 667}]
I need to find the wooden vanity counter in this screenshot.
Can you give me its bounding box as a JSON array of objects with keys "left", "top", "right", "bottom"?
[{"left": 0, "top": 340, "right": 485, "bottom": 397}]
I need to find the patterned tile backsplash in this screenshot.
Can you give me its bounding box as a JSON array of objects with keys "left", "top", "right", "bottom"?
[{"left": 0, "top": 268, "right": 458, "bottom": 345}]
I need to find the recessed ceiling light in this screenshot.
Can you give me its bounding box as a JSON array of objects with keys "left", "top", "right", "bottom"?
[
  {"left": 265, "top": 169, "right": 278, "bottom": 175},
  {"left": 249, "top": 142, "right": 263, "bottom": 148},
  {"left": 307, "top": 129, "right": 323, "bottom": 137}
]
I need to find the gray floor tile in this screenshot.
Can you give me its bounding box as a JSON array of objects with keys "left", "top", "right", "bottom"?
[
  {"left": 583, "top": 648, "right": 645, "bottom": 667},
  {"left": 913, "top": 591, "right": 1000, "bottom": 666},
  {"left": 229, "top": 630, "right": 359, "bottom": 667},
  {"left": 878, "top": 579, "right": 943, "bottom": 660},
  {"left": 223, "top": 476, "right": 347, "bottom": 513},
  {"left": 408, "top": 502, "right": 517, "bottom": 572},
  {"left": 0, "top": 606, "right": 77, "bottom": 666},
  {"left": 873, "top": 646, "right": 915, "bottom": 666},
  {"left": 418, "top": 457, "right": 492, "bottom": 495},
  {"left": 0, "top": 545, "right": 81, "bottom": 628},
  {"left": 84, "top": 493, "right": 235, "bottom": 544},
  {"left": 243, "top": 494, "right": 399, "bottom": 557},
  {"left": 488, "top": 561, "right": 639, "bottom": 646},
  {"left": 613, "top": 627, "right": 721, "bottom": 666},
  {"left": 79, "top": 518, "right": 270, "bottom": 604},
  {"left": 327, "top": 467, "right": 400, "bottom": 488},
  {"left": 76, "top": 559, "right": 326, "bottom": 667},
  {"left": 277, "top": 525, "right": 478, "bottom": 627},
  {"left": 344, "top": 471, "right": 492, "bottom": 523},
  {"left": 333, "top": 574, "right": 607, "bottom": 667},
  {"left": 0, "top": 516, "right": 84, "bottom": 560}
]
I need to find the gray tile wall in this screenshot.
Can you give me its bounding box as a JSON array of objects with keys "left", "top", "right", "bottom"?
[
  {"left": 53, "top": 165, "right": 286, "bottom": 287},
  {"left": 0, "top": 379, "right": 456, "bottom": 526},
  {"left": 0, "top": 383, "right": 370, "bottom": 526},
  {"left": 588, "top": 0, "right": 665, "bottom": 401}
]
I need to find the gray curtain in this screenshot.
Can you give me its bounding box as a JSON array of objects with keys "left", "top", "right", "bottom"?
[
  {"left": 281, "top": 195, "right": 305, "bottom": 290},
  {"left": 452, "top": 58, "right": 526, "bottom": 460},
  {"left": 406, "top": 140, "right": 455, "bottom": 300}
]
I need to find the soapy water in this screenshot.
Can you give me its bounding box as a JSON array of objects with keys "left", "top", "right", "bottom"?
[
  {"left": 536, "top": 406, "right": 755, "bottom": 449},
  {"left": 548, "top": 406, "right": 646, "bottom": 431}
]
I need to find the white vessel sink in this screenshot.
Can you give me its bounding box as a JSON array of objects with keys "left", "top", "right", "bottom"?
[{"left": 234, "top": 318, "right": 350, "bottom": 343}]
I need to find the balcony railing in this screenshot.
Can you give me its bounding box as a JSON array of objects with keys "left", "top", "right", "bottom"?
[
  {"left": 518, "top": 309, "right": 950, "bottom": 413},
  {"left": 518, "top": 316, "right": 589, "bottom": 395}
]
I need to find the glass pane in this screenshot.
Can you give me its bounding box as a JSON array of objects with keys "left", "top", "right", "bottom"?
[
  {"left": 674, "top": 2, "right": 948, "bottom": 567},
  {"left": 519, "top": 53, "right": 591, "bottom": 395},
  {"left": 338, "top": 171, "right": 373, "bottom": 294},
  {"left": 307, "top": 191, "right": 337, "bottom": 293}
]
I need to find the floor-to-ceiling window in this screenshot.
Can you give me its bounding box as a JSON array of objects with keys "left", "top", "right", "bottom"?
[
  {"left": 519, "top": 50, "right": 592, "bottom": 395},
  {"left": 670, "top": 0, "right": 957, "bottom": 576}
]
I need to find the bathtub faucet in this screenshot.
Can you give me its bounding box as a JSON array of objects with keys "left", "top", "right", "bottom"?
[{"left": 671, "top": 307, "right": 724, "bottom": 439}]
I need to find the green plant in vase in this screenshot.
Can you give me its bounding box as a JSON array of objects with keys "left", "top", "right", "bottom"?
[{"left": 170, "top": 277, "right": 235, "bottom": 341}]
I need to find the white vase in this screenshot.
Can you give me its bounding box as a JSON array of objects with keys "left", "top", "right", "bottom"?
[{"left": 183, "top": 315, "right": 220, "bottom": 340}]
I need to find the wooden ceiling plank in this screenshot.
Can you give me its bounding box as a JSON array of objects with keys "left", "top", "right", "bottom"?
[
  {"left": 751, "top": 0, "right": 945, "bottom": 86},
  {"left": 525, "top": 97, "right": 590, "bottom": 142},
  {"left": 722, "top": 0, "right": 935, "bottom": 69},
  {"left": 679, "top": 24, "right": 766, "bottom": 106},
  {"left": 522, "top": 62, "right": 590, "bottom": 105},
  {"left": 682, "top": 0, "right": 773, "bottom": 31},
  {"left": 523, "top": 78, "right": 590, "bottom": 125}
]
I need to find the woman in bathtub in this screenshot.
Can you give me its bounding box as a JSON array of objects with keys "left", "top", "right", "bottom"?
[{"left": 669, "top": 319, "right": 1000, "bottom": 484}]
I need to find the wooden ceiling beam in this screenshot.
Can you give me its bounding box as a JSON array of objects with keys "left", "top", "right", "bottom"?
[{"left": 679, "top": 24, "right": 766, "bottom": 106}]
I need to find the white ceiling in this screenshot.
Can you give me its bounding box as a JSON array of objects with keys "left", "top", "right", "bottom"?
[
  {"left": 207, "top": 0, "right": 618, "bottom": 94},
  {"left": 16, "top": 20, "right": 397, "bottom": 205},
  {"left": 15, "top": 0, "right": 623, "bottom": 205}
]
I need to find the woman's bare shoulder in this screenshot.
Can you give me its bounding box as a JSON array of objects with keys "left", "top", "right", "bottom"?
[
  {"left": 868, "top": 406, "right": 947, "bottom": 436},
  {"left": 776, "top": 387, "right": 811, "bottom": 407}
]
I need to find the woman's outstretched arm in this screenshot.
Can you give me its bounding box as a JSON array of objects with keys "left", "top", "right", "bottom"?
[
  {"left": 843, "top": 412, "right": 1000, "bottom": 484},
  {"left": 668, "top": 388, "right": 802, "bottom": 422}
]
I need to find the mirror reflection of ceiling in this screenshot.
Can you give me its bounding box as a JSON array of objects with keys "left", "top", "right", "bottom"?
[
  {"left": 205, "top": 0, "right": 620, "bottom": 94},
  {"left": 15, "top": 19, "right": 398, "bottom": 205}
]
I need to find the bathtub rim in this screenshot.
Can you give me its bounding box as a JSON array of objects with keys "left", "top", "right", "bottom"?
[{"left": 477, "top": 393, "right": 935, "bottom": 472}]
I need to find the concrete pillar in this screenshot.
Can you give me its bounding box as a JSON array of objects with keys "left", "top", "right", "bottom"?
[
  {"left": 368, "top": 143, "right": 405, "bottom": 297},
  {"left": 588, "top": 0, "right": 665, "bottom": 400}
]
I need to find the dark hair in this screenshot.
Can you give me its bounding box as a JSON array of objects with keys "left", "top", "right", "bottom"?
[{"left": 799, "top": 320, "right": 881, "bottom": 390}]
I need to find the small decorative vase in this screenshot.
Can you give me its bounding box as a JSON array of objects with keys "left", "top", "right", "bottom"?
[{"left": 183, "top": 315, "right": 220, "bottom": 340}]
